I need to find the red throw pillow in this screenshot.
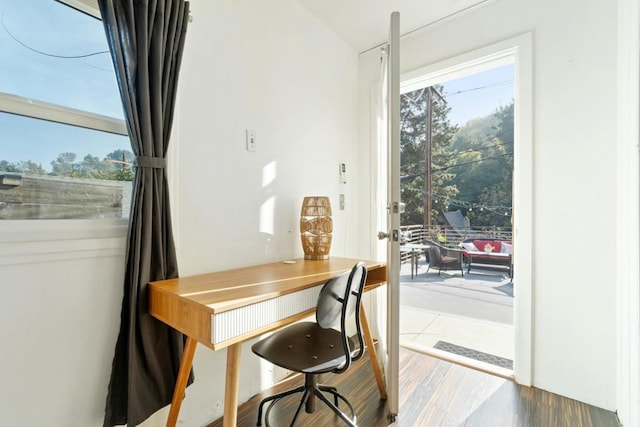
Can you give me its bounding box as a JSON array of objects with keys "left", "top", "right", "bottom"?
[{"left": 491, "top": 241, "right": 502, "bottom": 252}]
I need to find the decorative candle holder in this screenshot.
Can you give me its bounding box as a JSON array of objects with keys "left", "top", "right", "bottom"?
[{"left": 300, "top": 196, "right": 332, "bottom": 260}]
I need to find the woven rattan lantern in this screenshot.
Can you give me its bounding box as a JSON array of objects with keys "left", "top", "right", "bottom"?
[{"left": 300, "top": 196, "right": 333, "bottom": 260}]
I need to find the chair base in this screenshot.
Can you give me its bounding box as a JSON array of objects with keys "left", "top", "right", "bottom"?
[{"left": 257, "top": 373, "right": 357, "bottom": 427}]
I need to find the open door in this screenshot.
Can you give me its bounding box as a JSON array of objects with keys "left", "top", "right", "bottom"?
[{"left": 377, "top": 11, "right": 401, "bottom": 420}]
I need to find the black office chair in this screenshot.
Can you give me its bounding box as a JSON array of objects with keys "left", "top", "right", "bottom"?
[{"left": 251, "top": 262, "right": 368, "bottom": 426}]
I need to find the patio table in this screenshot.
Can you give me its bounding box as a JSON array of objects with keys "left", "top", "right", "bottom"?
[{"left": 400, "top": 243, "right": 431, "bottom": 279}]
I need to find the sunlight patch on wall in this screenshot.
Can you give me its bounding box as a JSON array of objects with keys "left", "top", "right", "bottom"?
[
  {"left": 260, "top": 196, "right": 275, "bottom": 235},
  {"left": 262, "top": 161, "right": 276, "bottom": 188}
]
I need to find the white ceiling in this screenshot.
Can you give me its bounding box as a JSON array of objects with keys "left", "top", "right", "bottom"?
[
  {"left": 296, "top": 0, "right": 494, "bottom": 53},
  {"left": 61, "top": 0, "right": 492, "bottom": 53}
]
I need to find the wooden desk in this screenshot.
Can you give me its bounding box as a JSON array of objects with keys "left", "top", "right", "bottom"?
[{"left": 149, "top": 257, "right": 387, "bottom": 427}]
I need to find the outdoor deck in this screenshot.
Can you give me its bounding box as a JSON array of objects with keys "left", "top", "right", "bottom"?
[{"left": 399, "top": 254, "right": 514, "bottom": 370}]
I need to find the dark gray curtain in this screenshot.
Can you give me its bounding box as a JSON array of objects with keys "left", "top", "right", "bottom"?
[{"left": 97, "top": 1, "right": 192, "bottom": 425}]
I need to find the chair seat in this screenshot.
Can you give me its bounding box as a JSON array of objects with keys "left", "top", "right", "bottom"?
[{"left": 252, "top": 322, "right": 354, "bottom": 374}]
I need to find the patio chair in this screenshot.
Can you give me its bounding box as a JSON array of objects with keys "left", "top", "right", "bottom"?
[{"left": 424, "top": 240, "right": 464, "bottom": 276}]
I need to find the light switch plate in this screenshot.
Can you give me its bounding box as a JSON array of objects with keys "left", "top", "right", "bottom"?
[{"left": 246, "top": 129, "right": 256, "bottom": 152}]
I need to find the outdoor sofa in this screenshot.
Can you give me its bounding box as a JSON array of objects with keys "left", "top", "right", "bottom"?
[{"left": 459, "top": 238, "right": 513, "bottom": 277}]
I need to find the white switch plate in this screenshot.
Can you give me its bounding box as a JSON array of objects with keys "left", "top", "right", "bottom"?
[
  {"left": 246, "top": 129, "right": 256, "bottom": 152},
  {"left": 339, "top": 162, "right": 346, "bottom": 184}
]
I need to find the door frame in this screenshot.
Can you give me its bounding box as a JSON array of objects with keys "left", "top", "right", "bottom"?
[
  {"left": 616, "top": 0, "right": 640, "bottom": 425},
  {"left": 371, "top": 33, "right": 533, "bottom": 386}
]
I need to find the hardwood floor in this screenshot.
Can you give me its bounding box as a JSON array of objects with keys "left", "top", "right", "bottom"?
[{"left": 208, "top": 348, "right": 620, "bottom": 427}]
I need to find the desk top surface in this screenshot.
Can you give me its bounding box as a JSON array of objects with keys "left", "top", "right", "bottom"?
[{"left": 149, "top": 257, "right": 386, "bottom": 314}]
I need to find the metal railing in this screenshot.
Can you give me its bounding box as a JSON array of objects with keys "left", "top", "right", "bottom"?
[{"left": 400, "top": 224, "right": 513, "bottom": 249}]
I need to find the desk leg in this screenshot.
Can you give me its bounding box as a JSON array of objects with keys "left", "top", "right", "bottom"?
[
  {"left": 360, "top": 308, "right": 388, "bottom": 400},
  {"left": 223, "top": 343, "right": 242, "bottom": 427},
  {"left": 167, "top": 336, "right": 197, "bottom": 427}
]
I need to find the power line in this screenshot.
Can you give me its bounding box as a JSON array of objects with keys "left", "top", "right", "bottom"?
[
  {"left": 434, "top": 152, "right": 513, "bottom": 172},
  {"left": 1, "top": 10, "right": 109, "bottom": 59},
  {"left": 450, "top": 141, "right": 513, "bottom": 160},
  {"left": 401, "top": 150, "right": 513, "bottom": 177},
  {"left": 444, "top": 80, "right": 514, "bottom": 97}
]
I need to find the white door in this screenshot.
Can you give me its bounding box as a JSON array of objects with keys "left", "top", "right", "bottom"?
[{"left": 377, "top": 11, "right": 401, "bottom": 420}]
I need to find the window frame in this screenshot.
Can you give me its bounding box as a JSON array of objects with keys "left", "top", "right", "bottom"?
[
  {"left": 55, "top": 0, "right": 101, "bottom": 19},
  {"left": 0, "top": 1, "right": 131, "bottom": 257},
  {"left": 0, "top": 92, "right": 127, "bottom": 135}
]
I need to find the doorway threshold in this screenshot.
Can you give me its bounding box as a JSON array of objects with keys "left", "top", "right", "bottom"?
[{"left": 401, "top": 341, "right": 514, "bottom": 380}]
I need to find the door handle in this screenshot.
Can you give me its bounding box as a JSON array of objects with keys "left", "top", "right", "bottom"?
[{"left": 378, "top": 230, "right": 400, "bottom": 241}]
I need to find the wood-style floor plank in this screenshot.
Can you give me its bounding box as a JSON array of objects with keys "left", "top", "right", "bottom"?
[{"left": 208, "top": 348, "right": 620, "bottom": 427}]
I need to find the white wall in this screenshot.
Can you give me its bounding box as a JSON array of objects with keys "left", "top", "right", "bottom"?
[
  {"left": 0, "top": 223, "right": 126, "bottom": 426},
  {"left": 358, "top": 0, "right": 618, "bottom": 412},
  {"left": 0, "top": 0, "right": 623, "bottom": 425},
  {"left": 166, "top": 0, "right": 361, "bottom": 425},
  {"left": 0, "top": 1, "right": 360, "bottom": 427},
  {"left": 174, "top": 0, "right": 360, "bottom": 275}
]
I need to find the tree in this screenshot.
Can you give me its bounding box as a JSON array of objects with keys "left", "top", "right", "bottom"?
[
  {"left": 104, "top": 149, "right": 134, "bottom": 181},
  {"left": 105, "top": 149, "right": 134, "bottom": 168},
  {"left": 16, "top": 160, "right": 46, "bottom": 175},
  {"left": 400, "top": 85, "right": 459, "bottom": 226},
  {"left": 1, "top": 149, "right": 134, "bottom": 181},
  {"left": 76, "top": 154, "right": 109, "bottom": 178},
  {"left": 50, "top": 152, "right": 77, "bottom": 176},
  {"left": 474, "top": 102, "right": 514, "bottom": 227},
  {"left": 0, "top": 160, "right": 19, "bottom": 173},
  {"left": 0, "top": 160, "right": 45, "bottom": 175},
  {"left": 451, "top": 101, "right": 514, "bottom": 227}
]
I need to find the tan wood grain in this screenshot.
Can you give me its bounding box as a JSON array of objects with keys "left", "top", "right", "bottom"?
[
  {"left": 150, "top": 257, "right": 385, "bottom": 314},
  {"left": 149, "top": 285, "right": 211, "bottom": 345},
  {"left": 166, "top": 337, "right": 197, "bottom": 427},
  {"left": 361, "top": 308, "right": 388, "bottom": 400},
  {"left": 149, "top": 257, "right": 387, "bottom": 350},
  {"left": 223, "top": 343, "right": 242, "bottom": 427},
  {"left": 208, "top": 349, "right": 620, "bottom": 427},
  {"left": 149, "top": 257, "right": 387, "bottom": 427}
]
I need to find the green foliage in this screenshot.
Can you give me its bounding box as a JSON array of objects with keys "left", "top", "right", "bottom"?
[
  {"left": 451, "top": 102, "right": 514, "bottom": 227},
  {"left": 400, "top": 85, "right": 459, "bottom": 226},
  {"left": 0, "top": 160, "right": 46, "bottom": 175},
  {"left": 51, "top": 152, "right": 77, "bottom": 176},
  {"left": 1, "top": 149, "right": 134, "bottom": 181},
  {"left": 400, "top": 92, "right": 514, "bottom": 229}
]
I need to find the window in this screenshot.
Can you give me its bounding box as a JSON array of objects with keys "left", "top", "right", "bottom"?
[{"left": 0, "top": 0, "right": 132, "bottom": 220}]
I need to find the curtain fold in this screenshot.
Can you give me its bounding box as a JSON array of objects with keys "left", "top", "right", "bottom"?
[{"left": 97, "top": 1, "right": 192, "bottom": 425}]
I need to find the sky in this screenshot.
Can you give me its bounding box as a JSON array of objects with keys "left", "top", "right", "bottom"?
[
  {"left": 441, "top": 63, "right": 514, "bottom": 126},
  {"left": 0, "top": 0, "right": 128, "bottom": 171},
  {"left": 0, "top": 0, "right": 514, "bottom": 171}
]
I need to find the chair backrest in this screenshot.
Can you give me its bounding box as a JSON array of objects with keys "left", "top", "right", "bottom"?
[
  {"left": 315, "top": 262, "right": 367, "bottom": 373},
  {"left": 427, "top": 245, "right": 442, "bottom": 264}
]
